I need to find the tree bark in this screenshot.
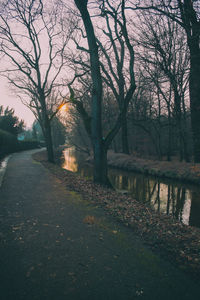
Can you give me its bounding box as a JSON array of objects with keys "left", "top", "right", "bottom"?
[
  {"left": 44, "top": 118, "right": 54, "bottom": 163},
  {"left": 74, "top": 0, "right": 111, "bottom": 186},
  {"left": 189, "top": 51, "right": 200, "bottom": 162},
  {"left": 40, "top": 94, "right": 54, "bottom": 163},
  {"left": 178, "top": 0, "right": 200, "bottom": 161},
  {"left": 121, "top": 117, "right": 130, "bottom": 154}
]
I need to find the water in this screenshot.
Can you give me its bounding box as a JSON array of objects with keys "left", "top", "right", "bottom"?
[{"left": 62, "top": 148, "right": 200, "bottom": 229}]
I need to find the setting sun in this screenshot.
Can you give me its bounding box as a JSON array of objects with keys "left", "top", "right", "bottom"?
[{"left": 58, "top": 103, "right": 69, "bottom": 113}]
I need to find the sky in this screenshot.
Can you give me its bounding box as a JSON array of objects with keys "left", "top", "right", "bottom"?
[
  {"left": 0, "top": 77, "right": 35, "bottom": 129},
  {"left": 0, "top": 0, "right": 72, "bottom": 130}
]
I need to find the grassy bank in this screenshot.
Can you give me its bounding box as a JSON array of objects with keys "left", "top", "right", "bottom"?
[{"left": 104, "top": 151, "right": 200, "bottom": 185}]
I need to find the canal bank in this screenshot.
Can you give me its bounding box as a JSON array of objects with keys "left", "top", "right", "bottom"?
[
  {"left": 56, "top": 147, "right": 200, "bottom": 185},
  {"left": 33, "top": 150, "right": 200, "bottom": 282},
  {"left": 105, "top": 151, "right": 200, "bottom": 185},
  {"left": 61, "top": 148, "right": 200, "bottom": 229}
]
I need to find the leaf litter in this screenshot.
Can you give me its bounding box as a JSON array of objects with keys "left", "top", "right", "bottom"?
[{"left": 33, "top": 151, "right": 200, "bottom": 282}]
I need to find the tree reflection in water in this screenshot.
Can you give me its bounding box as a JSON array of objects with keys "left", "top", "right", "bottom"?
[
  {"left": 62, "top": 148, "right": 200, "bottom": 228},
  {"left": 190, "top": 191, "right": 200, "bottom": 228}
]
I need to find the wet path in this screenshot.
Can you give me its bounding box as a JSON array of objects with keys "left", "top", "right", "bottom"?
[{"left": 0, "top": 150, "right": 199, "bottom": 300}]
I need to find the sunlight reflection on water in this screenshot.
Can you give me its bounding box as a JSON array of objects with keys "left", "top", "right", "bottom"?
[{"left": 62, "top": 148, "right": 200, "bottom": 228}]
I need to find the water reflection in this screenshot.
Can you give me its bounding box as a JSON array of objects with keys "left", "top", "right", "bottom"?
[
  {"left": 108, "top": 171, "right": 194, "bottom": 226},
  {"left": 62, "top": 148, "right": 200, "bottom": 228},
  {"left": 190, "top": 191, "right": 200, "bottom": 228},
  {"left": 62, "top": 148, "right": 78, "bottom": 172}
]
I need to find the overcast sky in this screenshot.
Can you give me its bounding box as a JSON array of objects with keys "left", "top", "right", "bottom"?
[{"left": 0, "top": 78, "right": 35, "bottom": 128}]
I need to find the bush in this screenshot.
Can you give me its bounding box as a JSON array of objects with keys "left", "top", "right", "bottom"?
[
  {"left": 17, "top": 140, "right": 40, "bottom": 151},
  {"left": 0, "top": 129, "right": 40, "bottom": 159},
  {"left": 0, "top": 129, "right": 18, "bottom": 159}
]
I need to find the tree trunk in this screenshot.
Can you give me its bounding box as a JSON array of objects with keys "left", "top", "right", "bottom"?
[
  {"left": 40, "top": 94, "right": 54, "bottom": 163},
  {"left": 182, "top": 126, "right": 190, "bottom": 163},
  {"left": 181, "top": 0, "right": 200, "bottom": 162},
  {"left": 44, "top": 117, "right": 54, "bottom": 163},
  {"left": 121, "top": 118, "right": 130, "bottom": 154},
  {"left": 93, "top": 144, "right": 112, "bottom": 187},
  {"left": 182, "top": 97, "right": 190, "bottom": 162},
  {"left": 189, "top": 52, "right": 200, "bottom": 162},
  {"left": 74, "top": 0, "right": 110, "bottom": 186},
  {"left": 167, "top": 112, "right": 172, "bottom": 161}
]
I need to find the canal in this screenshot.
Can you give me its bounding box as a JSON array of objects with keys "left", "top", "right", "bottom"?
[{"left": 62, "top": 148, "right": 200, "bottom": 229}]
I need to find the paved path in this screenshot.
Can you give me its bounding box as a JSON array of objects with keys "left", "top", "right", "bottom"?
[{"left": 0, "top": 150, "right": 200, "bottom": 300}]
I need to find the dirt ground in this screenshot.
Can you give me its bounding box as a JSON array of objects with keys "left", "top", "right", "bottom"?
[{"left": 33, "top": 150, "right": 200, "bottom": 282}]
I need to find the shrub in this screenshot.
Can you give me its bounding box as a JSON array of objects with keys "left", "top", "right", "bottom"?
[
  {"left": 0, "top": 130, "right": 40, "bottom": 159},
  {"left": 17, "top": 140, "right": 40, "bottom": 151},
  {"left": 0, "top": 129, "right": 18, "bottom": 159}
]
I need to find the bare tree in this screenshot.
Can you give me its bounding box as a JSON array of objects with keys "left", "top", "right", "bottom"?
[
  {"left": 136, "top": 14, "right": 190, "bottom": 161},
  {"left": 130, "top": 0, "right": 200, "bottom": 162},
  {"left": 73, "top": 0, "right": 109, "bottom": 185},
  {"left": 96, "top": 0, "right": 136, "bottom": 154},
  {"left": 0, "top": 0, "right": 71, "bottom": 162},
  {"left": 72, "top": 0, "right": 136, "bottom": 186}
]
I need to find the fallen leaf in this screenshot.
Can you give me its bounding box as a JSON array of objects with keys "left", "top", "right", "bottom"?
[{"left": 83, "top": 215, "right": 96, "bottom": 225}]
